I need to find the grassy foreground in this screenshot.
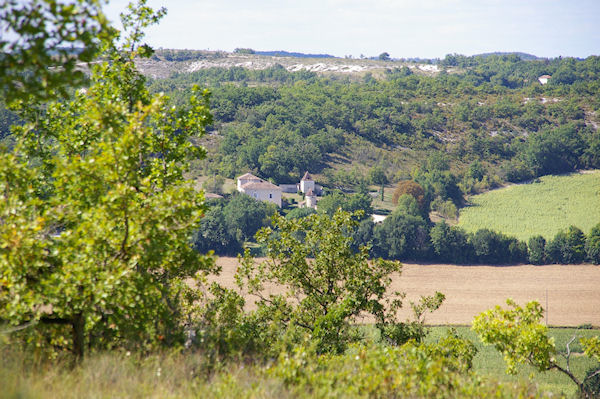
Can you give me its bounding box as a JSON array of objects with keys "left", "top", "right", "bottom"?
[
  {"left": 2, "top": 326, "right": 598, "bottom": 398},
  {"left": 458, "top": 171, "right": 600, "bottom": 241}
]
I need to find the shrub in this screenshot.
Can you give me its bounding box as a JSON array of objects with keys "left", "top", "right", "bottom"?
[
  {"left": 392, "top": 180, "right": 425, "bottom": 208},
  {"left": 431, "top": 197, "right": 458, "bottom": 219},
  {"left": 430, "top": 222, "right": 472, "bottom": 264},
  {"left": 586, "top": 223, "right": 600, "bottom": 264},
  {"left": 269, "top": 337, "right": 542, "bottom": 398},
  {"left": 469, "top": 229, "right": 526, "bottom": 264},
  {"left": 285, "top": 207, "right": 316, "bottom": 220},
  {"left": 546, "top": 226, "right": 586, "bottom": 264},
  {"left": 528, "top": 235, "right": 547, "bottom": 265},
  {"left": 374, "top": 212, "right": 431, "bottom": 260}
]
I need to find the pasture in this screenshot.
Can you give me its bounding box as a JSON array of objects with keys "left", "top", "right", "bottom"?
[{"left": 457, "top": 171, "right": 600, "bottom": 241}]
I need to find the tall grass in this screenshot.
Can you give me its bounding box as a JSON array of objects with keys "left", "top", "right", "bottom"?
[
  {"left": 458, "top": 172, "right": 600, "bottom": 241},
  {"left": 0, "top": 347, "right": 287, "bottom": 399},
  {"left": 2, "top": 326, "right": 598, "bottom": 398}
]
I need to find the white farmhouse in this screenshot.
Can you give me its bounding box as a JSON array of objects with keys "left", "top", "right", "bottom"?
[
  {"left": 237, "top": 172, "right": 282, "bottom": 207},
  {"left": 538, "top": 75, "right": 551, "bottom": 85},
  {"left": 300, "top": 171, "right": 315, "bottom": 194}
]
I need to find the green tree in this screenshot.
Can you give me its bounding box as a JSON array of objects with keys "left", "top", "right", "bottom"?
[
  {"left": 378, "top": 52, "right": 390, "bottom": 61},
  {"left": 528, "top": 235, "right": 547, "bottom": 265},
  {"left": 430, "top": 222, "right": 472, "bottom": 264},
  {"left": 0, "top": 0, "right": 115, "bottom": 103},
  {"left": 374, "top": 211, "right": 431, "bottom": 260},
  {"left": 0, "top": 1, "right": 215, "bottom": 358},
  {"left": 565, "top": 225, "right": 587, "bottom": 264},
  {"left": 473, "top": 299, "right": 600, "bottom": 398},
  {"left": 193, "top": 206, "right": 242, "bottom": 256},
  {"left": 285, "top": 207, "right": 316, "bottom": 220},
  {"left": 546, "top": 226, "right": 586, "bottom": 264},
  {"left": 469, "top": 229, "right": 526, "bottom": 264},
  {"left": 223, "top": 193, "right": 275, "bottom": 242},
  {"left": 586, "top": 223, "right": 600, "bottom": 264},
  {"left": 317, "top": 190, "right": 373, "bottom": 220},
  {"left": 369, "top": 166, "right": 388, "bottom": 201},
  {"left": 238, "top": 210, "right": 440, "bottom": 353},
  {"left": 392, "top": 180, "right": 426, "bottom": 209}
]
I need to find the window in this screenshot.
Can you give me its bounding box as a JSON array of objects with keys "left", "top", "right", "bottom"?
[{"left": 269, "top": 193, "right": 272, "bottom": 198}]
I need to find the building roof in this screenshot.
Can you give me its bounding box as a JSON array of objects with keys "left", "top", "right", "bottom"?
[
  {"left": 238, "top": 172, "right": 261, "bottom": 181},
  {"left": 539, "top": 75, "right": 552, "bottom": 79},
  {"left": 205, "top": 193, "right": 224, "bottom": 199},
  {"left": 301, "top": 171, "right": 313, "bottom": 181},
  {"left": 241, "top": 181, "right": 281, "bottom": 191}
]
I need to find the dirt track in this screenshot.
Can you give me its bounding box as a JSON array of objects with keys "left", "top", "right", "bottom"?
[{"left": 214, "top": 257, "right": 600, "bottom": 326}]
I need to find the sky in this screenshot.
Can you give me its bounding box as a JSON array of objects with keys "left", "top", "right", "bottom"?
[{"left": 103, "top": 0, "right": 600, "bottom": 59}]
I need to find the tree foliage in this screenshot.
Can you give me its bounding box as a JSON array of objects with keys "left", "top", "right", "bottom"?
[
  {"left": 392, "top": 180, "right": 426, "bottom": 208},
  {"left": 238, "top": 210, "right": 442, "bottom": 354},
  {"left": 0, "top": 0, "right": 114, "bottom": 103},
  {"left": 473, "top": 299, "right": 600, "bottom": 398},
  {"left": 0, "top": 1, "right": 215, "bottom": 358}
]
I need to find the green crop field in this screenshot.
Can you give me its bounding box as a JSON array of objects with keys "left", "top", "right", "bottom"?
[{"left": 458, "top": 171, "right": 600, "bottom": 241}]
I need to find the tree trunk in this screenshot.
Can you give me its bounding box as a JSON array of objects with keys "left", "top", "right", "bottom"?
[{"left": 72, "top": 313, "right": 85, "bottom": 360}]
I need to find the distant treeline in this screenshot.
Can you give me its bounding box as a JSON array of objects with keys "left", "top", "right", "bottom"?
[{"left": 194, "top": 190, "right": 600, "bottom": 265}]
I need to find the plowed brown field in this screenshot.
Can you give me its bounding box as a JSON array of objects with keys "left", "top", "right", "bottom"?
[{"left": 213, "top": 257, "right": 600, "bottom": 326}]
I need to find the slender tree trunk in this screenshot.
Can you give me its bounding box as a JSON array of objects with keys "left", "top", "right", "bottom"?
[{"left": 72, "top": 313, "right": 85, "bottom": 360}]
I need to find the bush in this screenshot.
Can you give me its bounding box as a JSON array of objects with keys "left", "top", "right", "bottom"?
[
  {"left": 586, "top": 223, "right": 600, "bottom": 264},
  {"left": 528, "top": 235, "right": 546, "bottom": 265},
  {"left": 269, "top": 338, "right": 541, "bottom": 398},
  {"left": 374, "top": 212, "right": 431, "bottom": 260},
  {"left": 285, "top": 207, "right": 316, "bottom": 220},
  {"left": 392, "top": 180, "right": 425, "bottom": 208},
  {"left": 430, "top": 222, "right": 472, "bottom": 264},
  {"left": 469, "top": 229, "right": 526, "bottom": 264},
  {"left": 546, "top": 226, "right": 586, "bottom": 264},
  {"left": 580, "top": 367, "right": 600, "bottom": 398},
  {"left": 431, "top": 197, "right": 458, "bottom": 219}
]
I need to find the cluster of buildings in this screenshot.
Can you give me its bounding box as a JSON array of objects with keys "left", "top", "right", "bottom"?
[{"left": 237, "top": 171, "right": 321, "bottom": 208}]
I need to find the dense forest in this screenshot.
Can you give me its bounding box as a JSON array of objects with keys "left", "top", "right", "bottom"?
[{"left": 142, "top": 53, "right": 600, "bottom": 189}]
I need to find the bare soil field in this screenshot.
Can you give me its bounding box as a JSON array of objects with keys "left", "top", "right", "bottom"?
[{"left": 213, "top": 257, "right": 600, "bottom": 326}]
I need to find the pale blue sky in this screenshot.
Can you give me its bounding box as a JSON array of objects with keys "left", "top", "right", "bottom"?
[{"left": 104, "top": 0, "right": 600, "bottom": 59}]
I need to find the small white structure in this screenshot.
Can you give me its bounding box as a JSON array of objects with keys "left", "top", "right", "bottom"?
[
  {"left": 305, "top": 188, "right": 317, "bottom": 209},
  {"left": 300, "top": 171, "right": 315, "bottom": 194},
  {"left": 538, "top": 75, "right": 551, "bottom": 85},
  {"left": 237, "top": 173, "right": 282, "bottom": 207},
  {"left": 371, "top": 214, "right": 387, "bottom": 224}
]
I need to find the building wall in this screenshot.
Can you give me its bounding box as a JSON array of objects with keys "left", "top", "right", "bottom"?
[
  {"left": 243, "top": 188, "right": 282, "bottom": 207},
  {"left": 279, "top": 184, "right": 299, "bottom": 193},
  {"left": 300, "top": 179, "right": 315, "bottom": 194}
]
